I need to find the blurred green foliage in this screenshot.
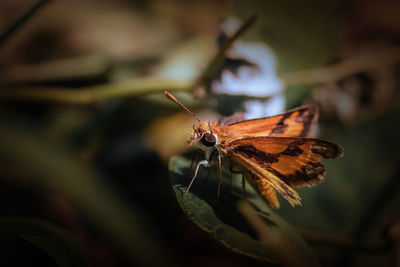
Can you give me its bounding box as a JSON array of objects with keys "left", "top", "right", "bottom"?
[{"left": 0, "top": 0, "right": 399, "bottom": 267}]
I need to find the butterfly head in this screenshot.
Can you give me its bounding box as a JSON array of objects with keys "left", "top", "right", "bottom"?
[{"left": 187, "top": 121, "right": 218, "bottom": 148}]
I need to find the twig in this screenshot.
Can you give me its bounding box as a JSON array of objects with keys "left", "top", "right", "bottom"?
[
  {"left": 198, "top": 14, "right": 258, "bottom": 87},
  {"left": 2, "top": 42, "right": 399, "bottom": 104},
  {"left": 0, "top": 0, "right": 52, "bottom": 48},
  {"left": 0, "top": 54, "right": 109, "bottom": 84},
  {"left": 0, "top": 78, "right": 192, "bottom": 104},
  {"left": 281, "top": 46, "right": 400, "bottom": 87}
]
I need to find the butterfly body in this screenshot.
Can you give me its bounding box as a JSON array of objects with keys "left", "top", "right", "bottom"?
[{"left": 165, "top": 92, "right": 343, "bottom": 209}]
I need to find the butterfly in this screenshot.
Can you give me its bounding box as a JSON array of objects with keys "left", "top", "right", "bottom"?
[{"left": 165, "top": 91, "right": 343, "bottom": 209}]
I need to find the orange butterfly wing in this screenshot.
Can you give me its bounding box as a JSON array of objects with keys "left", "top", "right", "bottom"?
[
  {"left": 224, "top": 105, "right": 318, "bottom": 138},
  {"left": 228, "top": 137, "right": 342, "bottom": 208},
  {"left": 244, "top": 172, "right": 281, "bottom": 209}
]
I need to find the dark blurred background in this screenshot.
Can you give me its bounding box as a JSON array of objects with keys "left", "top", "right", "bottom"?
[{"left": 0, "top": 0, "right": 399, "bottom": 266}]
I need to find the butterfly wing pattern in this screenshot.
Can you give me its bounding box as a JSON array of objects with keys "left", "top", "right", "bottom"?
[
  {"left": 228, "top": 137, "right": 342, "bottom": 208},
  {"left": 214, "top": 106, "right": 342, "bottom": 209}
]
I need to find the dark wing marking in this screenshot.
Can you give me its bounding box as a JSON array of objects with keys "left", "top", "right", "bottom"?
[{"left": 229, "top": 137, "right": 342, "bottom": 207}]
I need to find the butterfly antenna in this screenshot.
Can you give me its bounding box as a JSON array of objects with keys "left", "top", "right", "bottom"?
[{"left": 165, "top": 91, "right": 201, "bottom": 122}]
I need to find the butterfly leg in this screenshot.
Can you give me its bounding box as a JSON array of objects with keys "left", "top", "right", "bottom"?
[
  {"left": 187, "top": 149, "right": 203, "bottom": 177},
  {"left": 205, "top": 165, "right": 212, "bottom": 183},
  {"left": 229, "top": 172, "right": 233, "bottom": 193},
  {"left": 216, "top": 154, "right": 222, "bottom": 203},
  {"left": 242, "top": 175, "right": 247, "bottom": 200},
  {"left": 228, "top": 166, "right": 242, "bottom": 193},
  {"left": 183, "top": 160, "right": 210, "bottom": 197},
  {"left": 187, "top": 151, "right": 196, "bottom": 178}
]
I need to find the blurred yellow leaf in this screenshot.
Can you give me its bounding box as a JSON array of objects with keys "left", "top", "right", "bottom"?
[{"left": 145, "top": 110, "right": 216, "bottom": 160}]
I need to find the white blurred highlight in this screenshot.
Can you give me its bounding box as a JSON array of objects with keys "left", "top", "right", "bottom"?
[
  {"left": 244, "top": 94, "right": 285, "bottom": 119},
  {"left": 212, "top": 42, "right": 283, "bottom": 97}
]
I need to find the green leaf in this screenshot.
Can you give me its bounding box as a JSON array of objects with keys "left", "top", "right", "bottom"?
[
  {"left": 0, "top": 217, "right": 89, "bottom": 267},
  {"left": 168, "top": 156, "right": 320, "bottom": 266}
]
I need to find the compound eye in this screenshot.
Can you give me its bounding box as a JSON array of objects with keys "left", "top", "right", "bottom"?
[{"left": 200, "top": 133, "right": 216, "bottom": 147}]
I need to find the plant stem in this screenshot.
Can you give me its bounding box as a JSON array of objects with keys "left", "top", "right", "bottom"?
[
  {"left": 281, "top": 46, "right": 400, "bottom": 87},
  {"left": 0, "top": 78, "right": 192, "bottom": 104},
  {"left": 0, "top": 0, "right": 52, "bottom": 48}
]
